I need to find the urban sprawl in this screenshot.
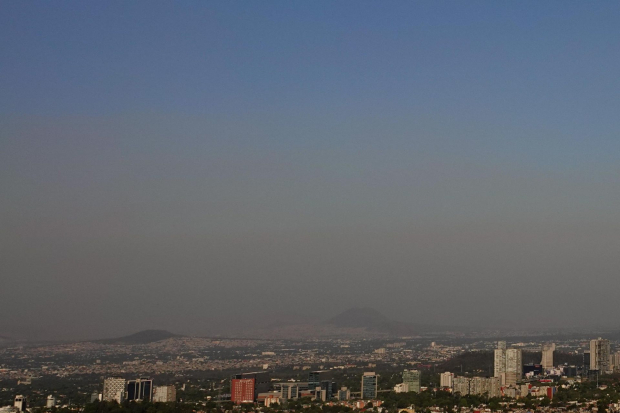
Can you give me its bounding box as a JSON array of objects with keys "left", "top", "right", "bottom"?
[{"left": 2, "top": 336, "right": 620, "bottom": 413}]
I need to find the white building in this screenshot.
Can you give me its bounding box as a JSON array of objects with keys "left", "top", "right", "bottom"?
[
  {"left": 494, "top": 341, "right": 522, "bottom": 386},
  {"left": 103, "top": 377, "right": 126, "bottom": 403},
  {"left": 14, "top": 396, "right": 26, "bottom": 412},
  {"left": 264, "top": 397, "right": 280, "bottom": 407},
  {"left": 394, "top": 383, "right": 409, "bottom": 393},
  {"left": 505, "top": 348, "right": 523, "bottom": 386},
  {"left": 46, "top": 395, "right": 56, "bottom": 408},
  {"left": 440, "top": 372, "right": 454, "bottom": 388},
  {"left": 153, "top": 385, "right": 176, "bottom": 403},
  {"left": 494, "top": 346, "right": 506, "bottom": 378},
  {"left": 541, "top": 343, "right": 555, "bottom": 370}
]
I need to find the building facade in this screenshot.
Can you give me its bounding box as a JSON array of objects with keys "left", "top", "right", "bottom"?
[
  {"left": 541, "top": 343, "right": 555, "bottom": 370},
  {"left": 494, "top": 348, "right": 507, "bottom": 378},
  {"left": 231, "top": 372, "right": 270, "bottom": 403},
  {"left": 590, "top": 338, "right": 612, "bottom": 374},
  {"left": 505, "top": 348, "right": 523, "bottom": 386},
  {"left": 338, "top": 387, "right": 350, "bottom": 401},
  {"left": 361, "top": 372, "right": 378, "bottom": 399},
  {"left": 14, "top": 396, "right": 26, "bottom": 412},
  {"left": 453, "top": 377, "right": 470, "bottom": 395},
  {"left": 127, "top": 378, "right": 153, "bottom": 402},
  {"left": 275, "top": 383, "right": 300, "bottom": 400},
  {"left": 402, "top": 369, "right": 421, "bottom": 393},
  {"left": 308, "top": 371, "right": 333, "bottom": 396},
  {"left": 153, "top": 385, "right": 176, "bottom": 403},
  {"left": 440, "top": 372, "right": 454, "bottom": 388},
  {"left": 494, "top": 342, "right": 522, "bottom": 386},
  {"left": 394, "top": 383, "right": 409, "bottom": 393},
  {"left": 231, "top": 378, "right": 255, "bottom": 404},
  {"left": 103, "top": 377, "right": 126, "bottom": 403},
  {"left": 470, "top": 377, "right": 501, "bottom": 398}
]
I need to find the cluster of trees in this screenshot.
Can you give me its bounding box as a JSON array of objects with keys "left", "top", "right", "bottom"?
[
  {"left": 27, "top": 401, "right": 199, "bottom": 413},
  {"left": 380, "top": 390, "right": 506, "bottom": 412}
]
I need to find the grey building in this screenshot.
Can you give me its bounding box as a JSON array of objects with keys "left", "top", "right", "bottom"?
[
  {"left": 590, "top": 338, "right": 612, "bottom": 374},
  {"left": 361, "top": 372, "right": 377, "bottom": 399}
]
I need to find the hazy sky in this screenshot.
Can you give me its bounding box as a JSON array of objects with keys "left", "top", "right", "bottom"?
[{"left": 2, "top": 2, "right": 620, "bottom": 340}]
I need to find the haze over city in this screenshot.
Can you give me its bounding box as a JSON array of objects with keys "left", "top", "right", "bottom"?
[{"left": 2, "top": 2, "right": 620, "bottom": 341}]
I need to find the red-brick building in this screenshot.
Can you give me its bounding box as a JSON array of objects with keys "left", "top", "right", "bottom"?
[{"left": 231, "top": 378, "right": 255, "bottom": 404}]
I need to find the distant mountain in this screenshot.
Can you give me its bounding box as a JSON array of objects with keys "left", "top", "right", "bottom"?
[
  {"left": 325, "top": 307, "right": 455, "bottom": 336},
  {"left": 0, "top": 335, "right": 17, "bottom": 347},
  {"left": 95, "top": 329, "right": 180, "bottom": 345},
  {"left": 327, "top": 307, "right": 390, "bottom": 329}
]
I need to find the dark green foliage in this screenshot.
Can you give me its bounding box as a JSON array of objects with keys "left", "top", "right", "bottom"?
[{"left": 83, "top": 401, "right": 197, "bottom": 413}]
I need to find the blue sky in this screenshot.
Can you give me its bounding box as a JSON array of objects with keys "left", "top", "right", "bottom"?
[{"left": 2, "top": 1, "right": 620, "bottom": 338}]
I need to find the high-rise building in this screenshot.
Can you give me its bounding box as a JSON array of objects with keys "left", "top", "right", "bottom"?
[
  {"left": 14, "top": 395, "right": 27, "bottom": 412},
  {"left": 103, "top": 377, "right": 126, "bottom": 403},
  {"left": 440, "top": 372, "right": 454, "bottom": 388},
  {"left": 338, "top": 387, "right": 350, "bottom": 401},
  {"left": 494, "top": 342, "right": 522, "bottom": 386},
  {"left": 127, "top": 378, "right": 153, "bottom": 402},
  {"left": 541, "top": 343, "right": 555, "bottom": 370},
  {"left": 590, "top": 338, "right": 612, "bottom": 374},
  {"left": 505, "top": 348, "right": 523, "bottom": 386},
  {"left": 402, "top": 369, "right": 420, "bottom": 393},
  {"left": 361, "top": 372, "right": 378, "bottom": 399},
  {"left": 494, "top": 349, "right": 507, "bottom": 378},
  {"left": 231, "top": 372, "right": 270, "bottom": 403},
  {"left": 320, "top": 380, "right": 337, "bottom": 399},
  {"left": 153, "top": 385, "right": 176, "bottom": 403}
]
